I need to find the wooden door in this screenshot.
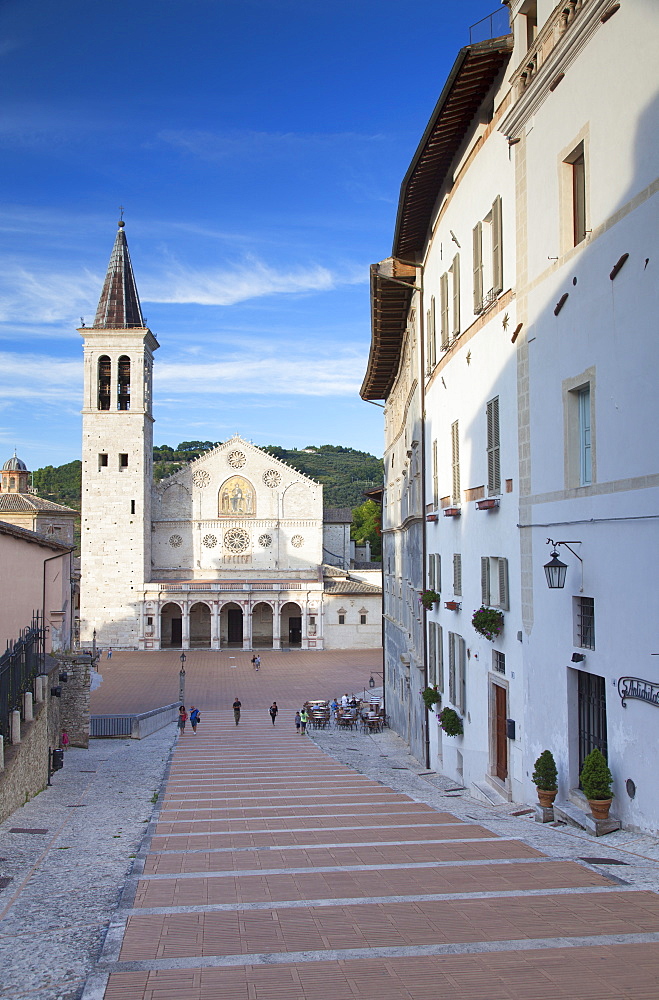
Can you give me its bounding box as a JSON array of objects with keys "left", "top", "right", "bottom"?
[
  {"left": 494, "top": 684, "right": 508, "bottom": 781},
  {"left": 289, "top": 617, "right": 302, "bottom": 644},
  {"left": 227, "top": 609, "right": 243, "bottom": 644},
  {"left": 170, "top": 618, "right": 182, "bottom": 647}
]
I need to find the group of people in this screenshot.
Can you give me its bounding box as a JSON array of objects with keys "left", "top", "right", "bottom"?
[
  {"left": 294, "top": 708, "right": 310, "bottom": 734},
  {"left": 250, "top": 654, "right": 261, "bottom": 670},
  {"left": 177, "top": 705, "right": 201, "bottom": 733}
]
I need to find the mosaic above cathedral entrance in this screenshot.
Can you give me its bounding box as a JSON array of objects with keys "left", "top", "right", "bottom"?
[{"left": 219, "top": 476, "right": 255, "bottom": 516}]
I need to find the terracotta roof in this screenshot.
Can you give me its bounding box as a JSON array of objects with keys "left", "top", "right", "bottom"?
[
  {"left": 323, "top": 507, "right": 353, "bottom": 524},
  {"left": 0, "top": 494, "right": 77, "bottom": 514},
  {"left": 323, "top": 578, "right": 382, "bottom": 595},
  {"left": 93, "top": 221, "right": 145, "bottom": 329},
  {"left": 393, "top": 36, "right": 513, "bottom": 260},
  {"left": 0, "top": 520, "right": 72, "bottom": 551}
]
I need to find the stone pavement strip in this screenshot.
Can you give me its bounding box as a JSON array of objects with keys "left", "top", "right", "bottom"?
[{"left": 79, "top": 713, "right": 659, "bottom": 1000}]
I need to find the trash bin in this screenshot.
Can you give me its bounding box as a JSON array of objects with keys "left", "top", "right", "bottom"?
[{"left": 51, "top": 748, "right": 64, "bottom": 771}]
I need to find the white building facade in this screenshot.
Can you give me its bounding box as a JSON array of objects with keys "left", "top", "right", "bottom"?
[
  {"left": 364, "top": 0, "right": 659, "bottom": 833},
  {"left": 79, "top": 224, "right": 381, "bottom": 653}
]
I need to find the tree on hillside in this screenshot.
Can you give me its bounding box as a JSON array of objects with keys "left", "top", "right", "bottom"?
[{"left": 351, "top": 499, "right": 381, "bottom": 561}]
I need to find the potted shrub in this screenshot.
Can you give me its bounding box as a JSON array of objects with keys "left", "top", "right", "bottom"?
[
  {"left": 471, "top": 606, "right": 504, "bottom": 641},
  {"left": 438, "top": 707, "right": 463, "bottom": 736},
  {"left": 420, "top": 589, "right": 440, "bottom": 610},
  {"left": 532, "top": 750, "right": 558, "bottom": 808},
  {"left": 422, "top": 686, "right": 440, "bottom": 711},
  {"left": 579, "top": 747, "right": 614, "bottom": 820}
]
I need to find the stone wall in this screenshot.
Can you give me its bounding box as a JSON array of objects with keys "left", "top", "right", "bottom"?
[
  {"left": 0, "top": 662, "right": 61, "bottom": 825},
  {"left": 54, "top": 652, "right": 91, "bottom": 748}
]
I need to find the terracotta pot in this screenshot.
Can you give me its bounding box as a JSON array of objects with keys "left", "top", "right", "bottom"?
[
  {"left": 537, "top": 788, "right": 557, "bottom": 808},
  {"left": 588, "top": 797, "right": 613, "bottom": 821}
]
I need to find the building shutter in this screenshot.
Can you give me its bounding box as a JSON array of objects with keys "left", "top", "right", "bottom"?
[
  {"left": 453, "top": 553, "right": 462, "bottom": 596},
  {"left": 426, "top": 309, "right": 432, "bottom": 374},
  {"left": 448, "top": 632, "right": 456, "bottom": 704},
  {"left": 458, "top": 635, "right": 466, "bottom": 712},
  {"left": 492, "top": 196, "right": 503, "bottom": 294},
  {"left": 432, "top": 439, "right": 439, "bottom": 508},
  {"left": 487, "top": 396, "right": 501, "bottom": 495},
  {"left": 428, "top": 553, "right": 436, "bottom": 592},
  {"left": 451, "top": 254, "right": 460, "bottom": 337},
  {"left": 473, "top": 222, "right": 483, "bottom": 313},
  {"left": 498, "top": 557, "right": 509, "bottom": 610},
  {"left": 451, "top": 421, "right": 460, "bottom": 503},
  {"left": 437, "top": 624, "right": 444, "bottom": 693},
  {"left": 436, "top": 554, "right": 441, "bottom": 595},
  {"left": 481, "top": 556, "right": 490, "bottom": 606},
  {"left": 440, "top": 273, "right": 449, "bottom": 349},
  {"left": 428, "top": 623, "right": 436, "bottom": 687}
]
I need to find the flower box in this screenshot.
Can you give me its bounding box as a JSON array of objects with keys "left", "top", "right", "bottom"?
[
  {"left": 444, "top": 600, "right": 461, "bottom": 611},
  {"left": 443, "top": 507, "right": 461, "bottom": 517},
  {"left": 426, "top": 513, "right": 439, "bottom": 522},
  {"left": 476, "top": 498, "right": 499, "bottom": 510}
]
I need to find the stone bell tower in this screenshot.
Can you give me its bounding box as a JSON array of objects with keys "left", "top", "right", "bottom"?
[{"left": 78, "top": 220, "right": 159, "bottom": 648}]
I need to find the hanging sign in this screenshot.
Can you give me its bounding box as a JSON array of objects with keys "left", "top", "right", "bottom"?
[{"left": 618, "top": 676, "right": 659, "bottom": 708}]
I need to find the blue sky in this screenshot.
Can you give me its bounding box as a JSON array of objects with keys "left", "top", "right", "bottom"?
[{"left": 0, "top": 0, "right": 505, "bottom": 469}]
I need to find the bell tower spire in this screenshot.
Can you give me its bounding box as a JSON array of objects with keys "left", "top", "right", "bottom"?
[{"left": 78, "top": 218, "right": 159, "bottom": 651}]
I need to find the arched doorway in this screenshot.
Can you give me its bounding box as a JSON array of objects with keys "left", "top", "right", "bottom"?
[
  {"left": 281, "top": 601, "right": 302, "bottom": 647},
  {"left": 221, "top": 602, "right": 243, "bottom": 647},
  {"left": 161, "top": 602, "right": 182, "bottom": 648},
  {"left": 252, "top": 602, "right": 273, "bottom": 648},
  {"left": 189, "top": 602, "right": 211, "bottom": 648}
]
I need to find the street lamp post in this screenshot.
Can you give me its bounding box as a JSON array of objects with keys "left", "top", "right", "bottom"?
[{"left": 179, "top": 652, "right": 187, "bottom": 704}]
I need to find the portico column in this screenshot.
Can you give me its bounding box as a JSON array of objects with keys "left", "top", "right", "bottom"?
[
  {"left": 154, "top": 599, "right": 162, "bottom": 650},
  {"left": 242, "top": 600, "right": 252, "bottom": 650},
  {"left": 182, "top": 601, "right": 190, "bottom": 650},
  {"left": 211, "top": 602, "right": 220, "bottom": 650},
  {"left": 272, "top": 601, "right": 281, "bottom": 650},
  {"left": 301, "top": 603, "right": 309, "bottom": 650}
]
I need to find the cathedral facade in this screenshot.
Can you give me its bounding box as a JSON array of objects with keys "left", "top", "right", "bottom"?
[{"left": 79, "top": 223, "right": 381, "bottom": 651}]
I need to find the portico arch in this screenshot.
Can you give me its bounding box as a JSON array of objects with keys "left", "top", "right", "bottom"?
[
  {"left": 221, "top": 602, "right": 243, "bottom": 647},
  {"left": 252, "top": 601, "right": 273, "bottom": 648},
  {"left": 189, "top": 601, "right": 211, "bottom": 648},
  {"left": 161, "top": 602, "right": 183, "bottom": 648},
  {"left": 280, "top": 601, "right": 302, "bottom": 647}
]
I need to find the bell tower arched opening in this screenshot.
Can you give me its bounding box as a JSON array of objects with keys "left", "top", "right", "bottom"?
[
  {"left": 117, "top": 355, "right": 131, "bottom": 410},
  {"left": 98, "top": 355, "right": 111, "bottom": 410}
]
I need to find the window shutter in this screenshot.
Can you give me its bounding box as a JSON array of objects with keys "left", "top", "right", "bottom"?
[
  {"left": 451, "top": 421, "right": 460, "bottom": 503},
  {"left": 432, "top": 439, "right": 438, "bottom": 508},
  {"left": 498, "top": 557, "right": 509, "bottom": 610},
  {"left": 428, "top": 553, "right": 436, "bottom": 592},
  {"left": 426, "top": 309, "right": 432, "bottom": 373},
  {"left": 492, "top": 196, "right": 503, "bottom": 294},
  {"left": 453, "top": 553, "right": 462, "bottom": 596},
  {"left": 430, "top": 297, "right": 436, "bottom": 367},
  {"left": 481, "top": 556, "right": 490, "bottom": 606},
  {"left": 473, "top": 222, "right": 483, "bottom": 313},
  {"left": 487, "top": 396, "right": 501, "bottom": 495},
  {"left": 451, "top": 254, "right": 460, "bottom": 337},
  {"left": 458, "top": 636, "right": 466, "bottom": 713},
  {"left": 436, "top": 554, "right": 441, "bottom": 595},
  {"left": 428, "top": 624, "right": 436, "bottom": 686},
  {"left": 448, "top": 632, "right": 456, "bottom": 704},
  {"left": 437, "top": 624, "right": 444, "bottom": 693},
  {"left": 440, "top": 273, "right": 449, "bottom": 348}
]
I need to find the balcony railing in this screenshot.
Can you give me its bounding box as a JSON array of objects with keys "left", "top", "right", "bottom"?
[{"left": 470, "top": 7, "right": 511, "bottom": 44}]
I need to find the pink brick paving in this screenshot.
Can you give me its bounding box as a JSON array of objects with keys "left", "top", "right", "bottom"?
[{"left": 99, "top": 712, "right": 659, "bottom": 999}]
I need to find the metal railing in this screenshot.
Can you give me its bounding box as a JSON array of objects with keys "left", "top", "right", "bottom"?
[
  {"left": 90, "top": 702, "right": 180, "bottom": 739},
  {"left": 470, "top": 7, "right": 511, "bottom": 44},
  {"left": 0, "top": 614, "right": 44, "bottom": 742}
]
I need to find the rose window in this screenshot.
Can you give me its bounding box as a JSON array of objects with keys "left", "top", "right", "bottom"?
[
  {"left": 263, "top": 469, "right": 281, "bottom": 488},
  {"left": 224, "top": 527, "right": 249, "bottom": 553},
  {"left": 227, "top": 450, "right": 246, "bottom": 468},
  {"left": 192, "top": 469, "right": 211, "bottom": 488},
  {"left": 203, "top": 534, "right": 217, "bottom": 548},
  {"left": 258, "top": 534, "right": 272, "bottom": 548},
  {"left": 169, "top": 534, "right": 183, "bottom": 548},
  {"left": 291, "top": 534, "right": 304, "bottom": 548}
]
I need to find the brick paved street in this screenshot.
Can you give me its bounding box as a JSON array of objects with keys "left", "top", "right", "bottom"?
[
  {"left": 90, "top": 649, "right": 382, "bottom": 714},
  {"left": 85, "top": 713, "right": 659, "bottom": 1000}
]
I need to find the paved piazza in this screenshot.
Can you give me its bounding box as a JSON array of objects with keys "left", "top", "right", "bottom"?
[{"left": 1, "top": 651, "right": 659, "bottom": 999}]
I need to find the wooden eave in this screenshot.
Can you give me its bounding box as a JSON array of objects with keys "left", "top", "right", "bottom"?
[
  {"left": 361, "top": 259, "right": 417, "bottom": 401},
  {"left": 393, "top": 35, "right": 513, "bottom": 260}
]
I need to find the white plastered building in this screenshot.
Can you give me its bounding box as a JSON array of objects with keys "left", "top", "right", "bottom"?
[
  {"left": 79, "top": 223, "right": 381, "bottom": 653},
  {"left": 364, "top": 0, "right": 659, "bottom": 833}
]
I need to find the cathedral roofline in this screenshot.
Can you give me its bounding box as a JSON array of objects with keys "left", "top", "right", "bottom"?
[
  {"left": 155, "top": 436, "right": 322, "bottom": 490},
  {"left": 91, "top": 220, "right": 146, "bottom": 330}
]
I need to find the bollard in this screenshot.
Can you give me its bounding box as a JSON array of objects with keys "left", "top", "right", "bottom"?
[
  {"left": 24, "top": 691, "right": 33, "bottom": 722},
  {"left": 10, "top": 710, "right": 21, "bottom": 744}
]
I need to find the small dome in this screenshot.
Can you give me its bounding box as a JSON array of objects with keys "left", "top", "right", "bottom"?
[{"left": 2, "top": 451, "right": 28, "bottom": 472}]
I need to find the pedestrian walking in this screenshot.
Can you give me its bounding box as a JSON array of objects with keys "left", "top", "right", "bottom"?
[
  {"left": 233, "top": 697, "right": 242, "bottom": 726},
  {"left": 177, "top": 705, "right": 187, "bottom": 735},
  {"left": 251, "top": 655, "right": 257, "bottom": 669},
  {"left": 294, "top": 710, "right": 301, "bottom": 733},
  {"left": 300, "top": 708, "right": 308, "bottom": 735},
  {"left": 61, "top": 730, "right": 70, "bottom": 751},
  {"left": 255, "top": 654, "right": 261, "bottom": 671},
  {"left": 190, "top": 706, "right": 200, "bottom": 733},
  {"left": 107, "top": 648, "right": 113, "bottom": 659},
  {"left": 269, "top": 702, "right": 278, "bottom": 726}
]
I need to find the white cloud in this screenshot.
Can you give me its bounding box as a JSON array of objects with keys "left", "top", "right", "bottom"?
[
  {"left": 0, "top": 262, "right": 100, "bottom": 324},
  {"left": 157, "top": 354, "right": 361, "bottom": 397},
  {"left": 158, "top": 128, "right": 385, "bottom": 163},
  {"left": 0, "top": 351, "right": 80, "bottom": 399}
]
